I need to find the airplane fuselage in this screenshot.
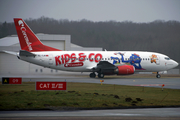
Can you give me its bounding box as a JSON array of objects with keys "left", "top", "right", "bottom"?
[{"left": 18, "top": 51, "right": 177, "bottom": 73}]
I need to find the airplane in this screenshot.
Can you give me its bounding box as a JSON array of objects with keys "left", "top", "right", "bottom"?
[{"left": 4, "top": 18, "right": 179, "bottom": 78}]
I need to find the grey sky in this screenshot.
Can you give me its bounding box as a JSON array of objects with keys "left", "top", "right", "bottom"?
[{"left": 0, "top": 0, "right": 180, "bottom": 23}]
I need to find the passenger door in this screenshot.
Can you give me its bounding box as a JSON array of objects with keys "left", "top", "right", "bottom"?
[
  {"left": 156, "top": 55, "right": 160, "bottom": 65},
  {"left": 48, "top": 54, "right": 53, "bottom": 65}
]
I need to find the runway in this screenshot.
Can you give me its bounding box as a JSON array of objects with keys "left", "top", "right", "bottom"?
[
  {"left": 1, "top": 72, "right": 180, "bottom": 90},
  {"left": 1, "top": 73, "right": 180, "bottom": 89},
  {"left": 18, "top": 75, "right": 180, "bottom": 89},
  {"left": 0, "top": 107, "right": 180, "bottom": 119}
]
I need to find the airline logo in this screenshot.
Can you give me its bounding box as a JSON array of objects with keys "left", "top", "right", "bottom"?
[
  {"left": 64, "top": 62, "right": 84, "bottom": 67},
  {"left": 18, "top": 20, "right": 32, "bottom": 51}
]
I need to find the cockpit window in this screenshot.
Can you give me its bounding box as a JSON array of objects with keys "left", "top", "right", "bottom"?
[{"left": 165, "top": 57, "right": 170, "bottom": 60}]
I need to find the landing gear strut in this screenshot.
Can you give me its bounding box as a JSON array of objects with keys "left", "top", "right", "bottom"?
[
  {"left": 89, "top": 72, "right": 96, "bottom": 78},
  {"left": 156, "top": 72, "right": 161, "bottom": 78}
]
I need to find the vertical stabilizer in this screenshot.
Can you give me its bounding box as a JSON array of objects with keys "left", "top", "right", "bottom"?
[{"left": 14, "top": 18, "right": 61, "bottom": 52}]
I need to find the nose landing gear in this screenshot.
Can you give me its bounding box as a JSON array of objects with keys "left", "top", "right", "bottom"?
[{"left": 156, "top": 72, "right": 161, "bottom": 78}]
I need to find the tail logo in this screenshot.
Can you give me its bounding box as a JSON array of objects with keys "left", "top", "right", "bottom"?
[
  {"left": 18, "top": 20, "right": 32, "bottom": 51},
  {"left": 18, "top": 20, "right": 24, "bottom": 26}
]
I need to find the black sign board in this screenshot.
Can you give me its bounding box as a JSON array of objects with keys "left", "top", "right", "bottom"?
[{"left": 2, "top": 78, "right": 9, "bottom": 84}]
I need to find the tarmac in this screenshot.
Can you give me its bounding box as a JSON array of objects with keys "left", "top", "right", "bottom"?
[
  {"left": 2, "top": 73, "right": 178, "bottom": 89},
  {"left": 0, "top": 108, "right": 180, "bottom": 119}
]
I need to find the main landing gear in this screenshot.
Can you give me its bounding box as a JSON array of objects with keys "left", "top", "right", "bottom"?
[
  {"left": 98, "top": 73, "right": 104, "bottom": 78},
  {"left": 156, "top": 72, "right": 161, "bottom": 78},
  {"left": 89, "top": 72, "right": 104, "bottom": 78},
  {"left": 89, "top": 72, "right": 96, "bottom": 78}
]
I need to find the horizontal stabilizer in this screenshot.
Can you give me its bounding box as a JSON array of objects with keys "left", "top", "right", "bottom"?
[
  {"left": 19, "top": 50, "right": 36, "bottom": 57},
  {"left": 2, "top": 51, "right": 17, "bottom": 56}
]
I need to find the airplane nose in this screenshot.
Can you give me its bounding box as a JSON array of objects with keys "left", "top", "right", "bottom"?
[
  {"left": 175, "top": 61, "right": 179, "bottom": 67},
  {"left": 166, "top": 60, "right": 179, "bottom": 70},
  {"left": 173, "top": 60, "right": 179, "bottom": 68}
]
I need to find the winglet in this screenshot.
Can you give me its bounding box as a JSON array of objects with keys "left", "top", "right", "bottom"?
[{"left": 14, "top": 18, "right": 61, "bottom": 52}]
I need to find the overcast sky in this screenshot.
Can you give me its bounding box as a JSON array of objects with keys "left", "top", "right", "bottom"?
[{"left": 0, "top": 0, "right": 180, "bottom": 23}]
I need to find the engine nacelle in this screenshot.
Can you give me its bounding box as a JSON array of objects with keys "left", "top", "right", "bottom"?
[{"left": 114, "top": 65, "right": 135, "bottom": 75}]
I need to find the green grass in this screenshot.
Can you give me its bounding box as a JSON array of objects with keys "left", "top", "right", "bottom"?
[{"left": 0, "top": 82, "right": 180, "bottom": 110}]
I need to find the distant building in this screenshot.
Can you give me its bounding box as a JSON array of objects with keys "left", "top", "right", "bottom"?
[
  {"left": 0, "top": 34, "right": 102, "bottom": 75},
  {"left": 167, "top": 69, "right": 179, "bottom": 74}
]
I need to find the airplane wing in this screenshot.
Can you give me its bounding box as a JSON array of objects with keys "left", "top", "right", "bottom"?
[
  {"left": 92, "top": 61, "right": 135, "bottom": 76},
  {"left": 97, "top": 61, "right": 116, "bottom": 69},
  {"left": 92, "top": 61, "right": 117, "bottom": 72}
]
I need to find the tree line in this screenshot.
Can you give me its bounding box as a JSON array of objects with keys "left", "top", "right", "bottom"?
[{"left": 0, "top": 16, "right": 180, "bottom": 66}]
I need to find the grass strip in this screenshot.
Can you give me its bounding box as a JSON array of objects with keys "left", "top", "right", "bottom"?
[{"left": 0, "top": 82, "right": 180, "bottom": 110}]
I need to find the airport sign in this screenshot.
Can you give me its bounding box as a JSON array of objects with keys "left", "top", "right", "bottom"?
[
  {"left": 2, "top": 77, "right": 22, "bottom": 84},
  {"left": 36, "top": 81, "right": 67, "bottom": 91}
]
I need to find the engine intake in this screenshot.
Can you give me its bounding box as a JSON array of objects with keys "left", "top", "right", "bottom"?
[{"left": 114, "top": 65, "right": 135, "bottom": 75}]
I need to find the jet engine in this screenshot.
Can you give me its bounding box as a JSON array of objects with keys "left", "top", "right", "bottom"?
[{"left": 114, "top": 65, "right": 135, "bottom": 75}]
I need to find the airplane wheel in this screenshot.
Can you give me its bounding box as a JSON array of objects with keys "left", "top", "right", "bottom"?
[
  {"left": 156, "top": 74, "right": 161, "bottom": 78},
  {"left": 98, "top": 73, "right": 104, "bottom": 78},
  {"left": 89, "top": 73, "right": 96, "bottom": 78}
]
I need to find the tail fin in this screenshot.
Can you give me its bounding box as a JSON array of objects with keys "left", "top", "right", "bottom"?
[{"left": 14, "top": 18, "right": 61, "bottom": 52}]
